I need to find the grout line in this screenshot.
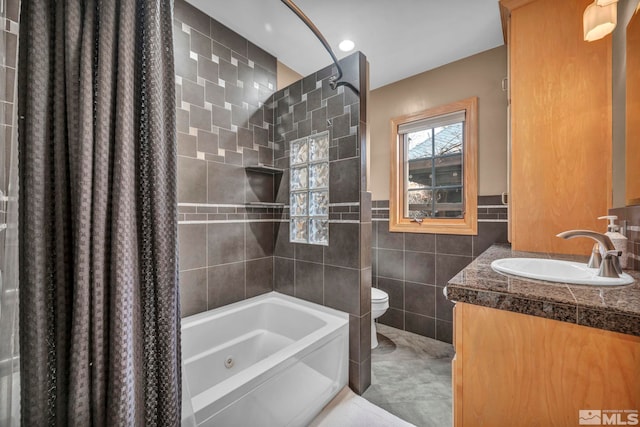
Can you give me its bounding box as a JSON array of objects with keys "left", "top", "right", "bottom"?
[
  {"left": 371, "top": 205, "right": 506, "bottom": 211},
  {"left": 179, "top": 219, "right": 360, "bottom": 225},
  {"left": 179, "top": 219, "right": 283, "bottom": 224},
  {"left": 244, "top": 221, "right": 247, "bottom": 299},
  {"left": 205, "top": 221, "right": 209, "bottom": 310},
  {"left": 371, "top": 218, "right": 508, "bottom": 223},
  {"left": 471, "top": 231, "right": 475, "bottom": 258},
  {"left": 177, "top": 266, "right": 208, "bottom": 273},
  {"left": 328, "top": 202, "right": 360, "bottom": 207},
  {"left": 321, "top": 238, "right": 325, "bottom": 306},
  {"left": 566, "top": 286, "right": 579, "bottom": 305},
  {"left": 292, "top": 242, "right": 297, "bottom": 296},
  {"left": 179, "top": 202, "right": 252, "bottom": 208},
  {"left": 178, "top": 204, "right": 360, "bottom": 213},
  {"left": 434, "top": 235, "right": 439, "bottom": 296},
  {"left": 205, "top": 159, "right": 209, "bottom": 310},
  {"left": 201, "top": 257, "right": 272, "bottom": 269}
]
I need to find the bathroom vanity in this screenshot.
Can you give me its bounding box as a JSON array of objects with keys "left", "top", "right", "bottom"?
[{"left": 447, "top": 245, "right": 640, "bottom": 427}]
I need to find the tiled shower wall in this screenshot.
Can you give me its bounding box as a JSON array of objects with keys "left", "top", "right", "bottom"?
[
  {"left": 609, "top": 205, "right": 640, "bottom": 271},
  {"left": 173, "top": 0, "right": 372, "bottom": 394},
  {"left": 174, "top": 0, "right": 279, "bottom": 317},
  {"left": 270, "top": 53, "right": 372, "bottom": 394},
  {"left": 372, "top": 196, "right": 509, "bottom": 343}
]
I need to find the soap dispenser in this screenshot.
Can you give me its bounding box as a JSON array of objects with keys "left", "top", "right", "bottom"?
[{"left": 598, "top": 215, "right": 628, "bottom": 269}]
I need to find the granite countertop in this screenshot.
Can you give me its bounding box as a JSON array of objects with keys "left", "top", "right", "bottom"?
[{"left": 446, "top": 244, "right": 640, "bottom": 336}]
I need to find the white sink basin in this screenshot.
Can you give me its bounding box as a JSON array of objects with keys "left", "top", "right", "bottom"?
[{"left": 491, "top": 258, "right": 635, "bottom": 286}]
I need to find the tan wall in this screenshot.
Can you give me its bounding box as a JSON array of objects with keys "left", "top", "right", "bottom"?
[
  {"left": 369, "top": 46, "right": 508, "bottom": 200},
  {"left": 277, "top": 60, "right": 303, "bottom": 90}
]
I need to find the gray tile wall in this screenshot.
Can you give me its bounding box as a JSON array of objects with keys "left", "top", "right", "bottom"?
[
  {"left": 173, "top": 0, "right": 372, "bottom": 395},
  {"left": 609, "top": 205, "right": 640, "bottom": 271},
  {"left": 271, "top": 52, "right": 372, "bottom": 394},
  {"left": 372, "top": 196, "right": 509, "bottom": 343},
  {"left": 174, "top": 0, "right": 278, "bottom": 317}
]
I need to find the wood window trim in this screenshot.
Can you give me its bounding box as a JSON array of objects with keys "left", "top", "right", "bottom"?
[{"left": 389, "top": 97, "right": 478, "bottom": 235}]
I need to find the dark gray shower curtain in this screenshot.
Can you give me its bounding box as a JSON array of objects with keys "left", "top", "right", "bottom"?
[{"left": 17, "top": 0, "right": 180, "bottom": 425}]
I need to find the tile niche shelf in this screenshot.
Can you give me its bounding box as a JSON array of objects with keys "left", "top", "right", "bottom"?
[
  {"left": 244, "top": 164, "right": 284, "bottom": 175},
  {"left": 244, "top": 164, "right": 285, "bottom": 208}
]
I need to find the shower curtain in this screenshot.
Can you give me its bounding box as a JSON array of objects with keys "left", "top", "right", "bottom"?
[
  {"left": 17, "top": 0, "right": 180, "bottom": 425},
  {"left": 0, "top": 1, "right": 21, "bottom": 425}
]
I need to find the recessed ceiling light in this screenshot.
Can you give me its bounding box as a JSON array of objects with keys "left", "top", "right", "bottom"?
[{"left": 338, "top": 40, "right": 355, "bottom": 52}]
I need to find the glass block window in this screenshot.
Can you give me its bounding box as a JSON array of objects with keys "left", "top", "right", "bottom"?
[{"left": 290, "top": 131, "right": 330, "bottom": 245}]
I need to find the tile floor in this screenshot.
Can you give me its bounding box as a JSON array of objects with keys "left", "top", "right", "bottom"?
[{"left": 362, "top": 323, "right": 455, "bottom": 427}]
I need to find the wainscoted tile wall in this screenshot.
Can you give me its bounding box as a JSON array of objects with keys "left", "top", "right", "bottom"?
[
  {"left": 174, "top": 0, "right": 278, "bottom": 318},
  {"left": 372, "top": 196, "right": 509, "bottom": 343},
  {"left": 609, "top": 205, "right": 640, "bottom": 271},
  {"left": 271, "top": 52, "right": 372, "bottom": 394},
  {"left": 174, "top": 0, "right": 372, "bottom": 394}
]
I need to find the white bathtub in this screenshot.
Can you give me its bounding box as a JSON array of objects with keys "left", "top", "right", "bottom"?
[{"left": 181, "top": 291, "right": 349, "bottom": 426}]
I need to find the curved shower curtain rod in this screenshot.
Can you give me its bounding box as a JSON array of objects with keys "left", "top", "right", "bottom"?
[{"left": 280, "top": 0, "right": 360, "bottom": 96}]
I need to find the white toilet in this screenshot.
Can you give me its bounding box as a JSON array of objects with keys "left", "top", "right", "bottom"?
[{"left": 371, "top": 287, "right": 389, "bottom": 349}]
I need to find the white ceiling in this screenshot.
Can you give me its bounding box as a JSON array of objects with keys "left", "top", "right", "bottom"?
[{"left": 187, "top": 0, "right": 505, "bottom": 90}]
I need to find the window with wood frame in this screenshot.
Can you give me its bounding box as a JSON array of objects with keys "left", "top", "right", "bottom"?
[{"left": 390, "top": 97, "right": 478, "bottom": 235}]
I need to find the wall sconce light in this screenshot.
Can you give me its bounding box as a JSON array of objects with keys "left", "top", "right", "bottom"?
[{"left": 583, "top": 0, "right": 618, "bottom": 42}]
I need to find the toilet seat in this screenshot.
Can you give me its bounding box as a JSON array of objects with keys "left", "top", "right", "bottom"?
[{"left": 371, "top": 288, "right": 388, "bottom": 303}]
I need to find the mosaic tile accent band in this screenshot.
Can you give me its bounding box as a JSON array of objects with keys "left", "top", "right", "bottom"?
[
  {"left": 176, "top": 202, "right": 359, "bottom": 223},
  {"left": 372, "top": 195, "right": 508, "bottom": 223}
]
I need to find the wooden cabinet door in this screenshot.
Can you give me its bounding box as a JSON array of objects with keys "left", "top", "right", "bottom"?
[
  {"left": 453, "top": 303, "right": 640, "bottom": 427},
  {"left": 505, "top": 0, "right": 612, "bottom": 255}
]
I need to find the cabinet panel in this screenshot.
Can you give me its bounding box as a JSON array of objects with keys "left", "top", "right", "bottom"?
[
  {"left": 507, "top": 0, "right": 612, "bottom": 254},
  {"left": 453, "top": 303, "right": 640, "bottom": 427}
]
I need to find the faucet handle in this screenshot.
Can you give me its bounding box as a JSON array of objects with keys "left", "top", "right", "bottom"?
[{"left": 599, "top": 250, "right": 623, "bottom": 277}]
